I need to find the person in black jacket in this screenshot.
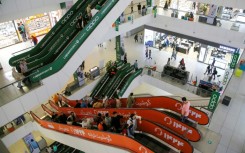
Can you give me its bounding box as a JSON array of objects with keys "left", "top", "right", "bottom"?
[{"left": 111, "top": 111, "right": 123, "bottom": 133}]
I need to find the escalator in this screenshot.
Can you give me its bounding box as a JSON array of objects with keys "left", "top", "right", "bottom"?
[
  {"left": 27, "top": 0, "right": 129, "bottom": 82},
  {"left": 41, "top": 105, "right": 193, "bottom": 153},
  {"left": 118, "top": 96, "right": 210, "bottom": 125},
  {"left": 95, "top": 63, "right": 131, "bottom": 98},
  {"left": 105, "top": 65, "right": 134, "bottom": 98},
  {"left": 90, "top": 61, "right": 123, "bottom": 98},
  {"left": 13, "top": 0, "right": 101, "bottom": 73},
  {"left": 31, "top": 111, "right": 154, "bottom": 153},
  {"left": 48, "top": 101, "right": 201, "bottom": 142},
  {"left": 9, "top": 0, "right": 88, "bottom": 66},
  {"left": 114, "top": 68, "right": 143, "bottom": 97},
  {"left": 160, "top": 110, "right": 197, "bottom": 128},
  {"left": 134, "top": 133, "right": 171, "bottom": 153}
]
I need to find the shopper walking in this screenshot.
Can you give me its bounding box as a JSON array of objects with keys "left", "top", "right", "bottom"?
[
  {"left": 31, "top": 35, "right": 38, "bottom": 46},
  {"left": 134, "top": 34, "right": 138, "bottom": 42},
  {"left": 145, "top": 49, "right": 148, "bottom": 58},
  {"left": 142, "top": 5, "right": 146, "bottom": 16},
  {"left": 127, "top": 93, "right": 135, "bottom": 108},
  {"left": 17, "top": 23, "right": 27, "bottom": 42},
  {"left": 19, "top": 59, "right": 31, "bottom": 84},
  {"left": 204, "top": 65, "right": 211, "bottom": 75},
  {"left": 212, "top": 58, "right": 216, "bottom": 67},
  {"left": 171, "top": 47, "right": 177, "bottom": 60},
  {"left": 149, "top": 50, "right": 152, "bottom": 59},
  {"left": 130, "top": 1, "right": 134, "bottom": 13},
  {"left": 211, "top": 67, "right": 218, "bottom": 80},
  {"left": 134, "top": 60, "right": 138, "bottom": 71},
  {"left": 193, "top": 2, "right": 196, "bottom": 10},
  {"left": 137, "top": 3, "right": 141, "bottom": 15},
  {"left": 139, "top": 33, "right": 143, "bottom": 43},
  {"left": 181, "top": 97, "right": 190, "bottom": 122}
]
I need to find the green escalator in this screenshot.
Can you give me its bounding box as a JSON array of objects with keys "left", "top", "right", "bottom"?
[
  {"left": 106, "top": 65, "right": 134, "bottom": 98},
  {"left": 29, "top": 0, "right": 122, "bottom": 82},
  {"left": 90, "top": 61, "right": 123, "bottom": 98},
  {"left": 117, "top": 68, "right": 143, "bottom": 97},
  {"left": 18, "top": 0, "right": 100, "bottom": 72},
  {"left": 134, "top": 133, "right": 171, "bottom": 153},
  {"left": 95, "top": 63, "right": 130, "bottom": 98},
  {"left": 8, "top": 0, "right": 87, "bottom": 66}
]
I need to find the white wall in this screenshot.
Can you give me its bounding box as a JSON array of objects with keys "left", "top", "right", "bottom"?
[
  {"left": 2, "top": 122, "right": 37, "bottom": 147},
  {"left": 0, "top": 0, "right": 73, "bottom": 22},
  {"left": 188, "top": 0, "right": 245, "bottom": 9}
]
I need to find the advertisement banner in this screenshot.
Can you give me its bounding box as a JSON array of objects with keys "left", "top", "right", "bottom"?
[
  {"left": 208, "top": 92, "right": 220, "bottom": 113},
  {"left": 23, "top": 133, "right": 40, "bottom": 153},
  {"left": 30, "top": 112, "right": 154, "bottom": 153},
  {"left": 49, "top": 101, "right": 201, "bottom": 142},
  {"left": 230, "top": 53, "right": 240, "bottom": 69}
]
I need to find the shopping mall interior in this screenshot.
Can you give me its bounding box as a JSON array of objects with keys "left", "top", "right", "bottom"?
[{"left": 0, "top": 0, "right": 245, "bottom": 153}]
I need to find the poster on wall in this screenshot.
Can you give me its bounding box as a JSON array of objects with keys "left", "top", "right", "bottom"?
[
  {"left": 23, "top": 133, "right": 40, "bottom": 153},
  {"left": 207, "top": 5, "right": 218, "bottom": 24},
  {"left": 24, "top": 14, "right": 52, "bottom": 38}
]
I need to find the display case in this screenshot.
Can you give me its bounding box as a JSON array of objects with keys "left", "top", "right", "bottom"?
[
  {"left": 0, "top": 21, "right": 19, "bottom": 48},
  {"left": 25, "top": 14, "right": 51, "bottom": 37}
]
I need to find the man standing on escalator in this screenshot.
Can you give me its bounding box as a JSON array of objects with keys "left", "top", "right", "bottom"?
[
  {"left": 127, "top": 93, "right": 135, "bottom": 108},
  {"left": 181, "top": 97, "right": 190, "bottom": 122}
]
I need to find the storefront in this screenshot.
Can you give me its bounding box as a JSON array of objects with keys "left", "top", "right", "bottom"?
[
  {"left": 159, "top": 0, "right": 194, "bottom": 11},
  {"left": 0, "top": 21, "right": 19, "bottom": 48},
  {"left": 14, "top": 13, "right": 52, "bottom": 39},
  {"left": 144, "top": 29, "right": 243, "bottom": 70}
]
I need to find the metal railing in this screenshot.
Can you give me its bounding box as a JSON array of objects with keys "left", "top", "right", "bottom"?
[{"left": 142, "top": 67, "right": 212, "bottom": 107}]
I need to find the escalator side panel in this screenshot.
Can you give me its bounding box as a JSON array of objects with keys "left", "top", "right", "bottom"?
[
  {"left": 119, "top": 96, "right": 209, "bottom": 125},
  {"left": 49, "top": 104, "right": 201, "bottom": 142},
  {"left": 30, "top": 111, "right": 154, "bottom": 153}
]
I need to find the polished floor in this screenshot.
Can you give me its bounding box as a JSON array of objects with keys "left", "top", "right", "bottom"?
[{"left": 0, "top": 3, "right": 245, "bottom": 153}]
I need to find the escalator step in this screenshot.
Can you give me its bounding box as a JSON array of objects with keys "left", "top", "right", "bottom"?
[
  {"left": 140, "top": 137, "right": 149, "bottom": 144},
  {"left": 147, "top": 142, "right": 155, "bottom": 148}
]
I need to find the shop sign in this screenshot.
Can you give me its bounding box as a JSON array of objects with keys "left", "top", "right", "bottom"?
[
  {"left": 219, "top": 45, "right": 237, "bottom": 53},
  {"left": 222, "top": 69, "right": 231, "bottom": 85},
  {"left": 146, "top": 0, "right": 152, "bottom": 7},
  {"left": 208, "top": 92, "right": 220, "bottom": 112},
  {"left": 230, "top": 53, "right": 240, "bottom": 69}
]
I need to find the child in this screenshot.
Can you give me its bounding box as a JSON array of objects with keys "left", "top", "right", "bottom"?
[{"left": 31, "top": 35, "right": 38, "bottom": 46}]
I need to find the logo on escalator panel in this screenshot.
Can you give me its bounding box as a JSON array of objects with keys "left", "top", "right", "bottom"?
[
  {"left": 139, "top": 146, "right": 148, "bottom": 153},
  {"left": 86, "top": 16, "right": 100, "bottom": 32}
]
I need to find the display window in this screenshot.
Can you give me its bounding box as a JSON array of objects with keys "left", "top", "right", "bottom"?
[
  {"left": 159, "top": 0, "right": 193, "bottom": 12},
  {"left": 15, "top": 13, "right": 52, "bottom": 38},
  {"left": 0, "top": 21, "right": 19, "bottom": 48}
]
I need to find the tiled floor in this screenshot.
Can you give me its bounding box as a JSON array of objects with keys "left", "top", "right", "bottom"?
[{"left": 0, "top": 2, "right": 245, "bottom": 153}]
